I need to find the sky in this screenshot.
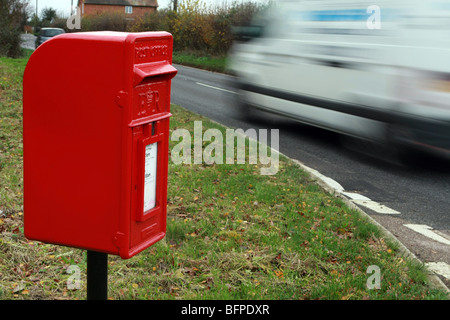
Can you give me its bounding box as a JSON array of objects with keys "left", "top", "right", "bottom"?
[
  {"left": 29, "top": 0, "right": 269, "bottom": 18},
  {"left": 30, "top": 0, "right": 73, "bottom": 17},
  {"left": 157, "top": 0, "right": 269, "bottom": 11}
]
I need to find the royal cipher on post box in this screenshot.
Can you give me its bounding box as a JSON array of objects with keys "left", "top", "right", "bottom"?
[{"left": 23, "top": 32, "right": 177, "bottom": 259}]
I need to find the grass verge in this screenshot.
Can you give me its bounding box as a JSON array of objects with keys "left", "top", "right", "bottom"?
[
  {"left": 0, "top": 53, "right": 448, "bottom": 300},
  {"left": 172, "top": 51, "right": 230, "bottom": 74},
  {"left": 0, "top": 50, "right": 31, "bottom": 214}
]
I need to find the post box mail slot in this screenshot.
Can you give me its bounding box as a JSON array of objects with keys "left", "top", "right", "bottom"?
[{"left": 23, "top": 32, "right": 177, "bottom": 259}]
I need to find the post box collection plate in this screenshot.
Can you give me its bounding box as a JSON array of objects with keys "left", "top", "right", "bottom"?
[{"left": 23, "top": 32, "right": 177, "bottom": 259}]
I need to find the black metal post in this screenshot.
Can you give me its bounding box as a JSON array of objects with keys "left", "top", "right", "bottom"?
[{"left": 87, "top": 250, "right": 108, "bottom": 300}]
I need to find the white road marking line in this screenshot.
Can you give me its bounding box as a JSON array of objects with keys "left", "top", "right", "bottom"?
[
  {"left": 342, "top": 192, "right": 371, "bottom": 201},
  {"left": 300, "top": 166, "right": 345, "bottom": 192},
  {"left": 295, "top": 161, "right": 401, "bottom": 215},
  {"left": 404, "top": 224, "right": 450, "bottom": 245},
  {"left": 351, "top": 199, "right": 401, "bottom": 214},
  {"left": 425, "top": 262, "right": 450, "bottom": 280},
  {"left": 343, "top": 190, "right": 399, "bottom": 214},
  {"left": 195, "top": 82, "right": 238, "bottom": 94}
]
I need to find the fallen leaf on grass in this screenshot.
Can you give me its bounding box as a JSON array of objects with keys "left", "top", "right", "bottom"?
[
  {"left": 12, "top": 282, "right": 25, "bottom": 293},
  {"left": 328, "top": 257, "right": 338, "bottom": 264},
  {"left": 274, "top": 270, "right": 284, "bottom": 278}
]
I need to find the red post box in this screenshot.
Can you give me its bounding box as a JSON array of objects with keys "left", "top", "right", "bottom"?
[{"left": 23, "top": 32, "right": 177, "bottom": 259}]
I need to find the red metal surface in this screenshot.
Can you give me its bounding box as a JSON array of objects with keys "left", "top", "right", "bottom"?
[{"left": 23, "top": 31, "right": 177, "bottom": 259}]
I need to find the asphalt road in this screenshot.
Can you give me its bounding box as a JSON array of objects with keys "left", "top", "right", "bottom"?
[
  {"left": 170, "top": 64, "right": 450, "bottom": 287},
  {"left": 20, "top": 34, "right": 36, "bottom": 50}
]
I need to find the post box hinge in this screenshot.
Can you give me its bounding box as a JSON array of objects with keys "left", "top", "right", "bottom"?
[
  {"left": 115, "top": 91, "right": 128, "bottom": 108},
  {"left": 112, "top": 231, "right": 126, "bottom": 250}
]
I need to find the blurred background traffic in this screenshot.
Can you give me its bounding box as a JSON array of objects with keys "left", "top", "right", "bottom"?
[{"left": 3, "top": 0, "right": 450, "bottom": 160}]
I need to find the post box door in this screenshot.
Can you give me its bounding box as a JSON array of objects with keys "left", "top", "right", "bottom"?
[
  {"left": 129, "top": 119, "right": 170, "bottom": 250},
  {"left": 124, "top": 34, "right": 177, "bottom": 256}
]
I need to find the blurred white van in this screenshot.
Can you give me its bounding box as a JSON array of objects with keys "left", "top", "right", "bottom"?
[{"left": 229, "top": 0, "right": 450, "bottom": 158}]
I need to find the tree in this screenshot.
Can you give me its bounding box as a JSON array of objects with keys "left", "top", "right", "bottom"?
[
  {"left": 40, "top": 7, "right": 57, "bottom": 27},
  {"left": 0, "top": 0, "right": 31, "bottom": 57}
]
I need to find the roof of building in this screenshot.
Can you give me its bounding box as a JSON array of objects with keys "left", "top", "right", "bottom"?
[{"left": 81, "top": 0, "right": 158, "bottom": 7}]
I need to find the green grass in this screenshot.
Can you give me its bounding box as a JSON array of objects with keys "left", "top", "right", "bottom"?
[
  {"left": 0, "top": 49, "right": 31, "bottom": 214},
  {"left": 172, "top": 51, "right": 230, "bottom": 74},
  {"left": 0, "top": 52, "right": 448, "bottom": 300}
]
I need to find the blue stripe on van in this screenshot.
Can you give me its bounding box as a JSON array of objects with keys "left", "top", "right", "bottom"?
[
  {"left": 302, "top": 9, "right": 369, "bottom": 21},
  {"left": 298, "top": 9, "right": 397, "bottom": 22}
]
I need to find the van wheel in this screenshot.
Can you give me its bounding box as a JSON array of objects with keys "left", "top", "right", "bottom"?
[
  {"left": 233, "top": 91, "right": 258, "bottom": 122},
  {"left": 386, "top": 124, "right": 422, "bottom": 166},
  {"left": 395, "top": 147, "right": 420, "bottom": 166}
]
